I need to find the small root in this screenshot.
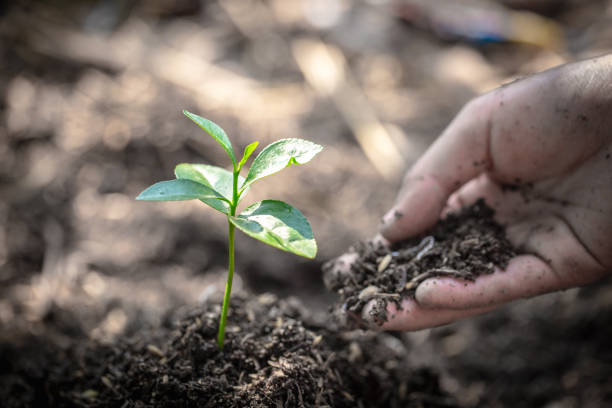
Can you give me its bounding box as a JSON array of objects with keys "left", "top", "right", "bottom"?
[
  {"left": 414, "top": 236, "right": 435, "bottom": 261},
  {"left": 374, "top": 293, "right": 401, "bottom": 298},
  {"left": 396, "top": 267, "right": 408, "bottom": 291},
  {"left": 396, "top": 235, "right": 436, "bottom": 262}
]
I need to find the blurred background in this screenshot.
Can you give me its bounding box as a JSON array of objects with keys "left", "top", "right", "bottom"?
[{"left": 1, "top": 0, "right": 612, "bottom": 406}]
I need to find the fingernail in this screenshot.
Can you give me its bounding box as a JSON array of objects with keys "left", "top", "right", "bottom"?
[
  {"left": 371, "top": 233, "right": 391, "bottom": 248},
  {"left": 360, "top": 298, "right": 388, "bottom": 330},
  {"left": 380, "top": 207, "right": 403, "bottom": 231}
]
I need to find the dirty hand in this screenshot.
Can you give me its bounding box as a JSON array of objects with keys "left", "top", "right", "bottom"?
[{"left": 358, "top": 54, "right": 611, "bottom": 330}]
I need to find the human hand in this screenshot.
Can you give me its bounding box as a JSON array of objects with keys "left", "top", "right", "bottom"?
[{"left": 346, "top": 54, "right": 612, "bottom": 330}]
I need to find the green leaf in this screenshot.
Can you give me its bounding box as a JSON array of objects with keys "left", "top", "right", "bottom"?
[
  {"left": 229, "top": 200, "right": 317, "bottom": 259},
  {"left": 175, "top": 163, "right": 248, "bottom": 213},
  {"left": 183, "top": 110, "right": 236, "bottom": 167},
  {"left": 242, "top": 139, "right": 322, "bottom": 189},
  {"left": 136, "top": 179, "right": 227, "bottom": 203},
  {"left": 238, "top": 141, "right": 259, "bottom": 171}
]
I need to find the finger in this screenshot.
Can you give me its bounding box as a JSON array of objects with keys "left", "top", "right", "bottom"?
[
  {"left": 442, "top": 174, "right": 502, "bottom": 217},
  {"left": 415, "top": 255, "right": 555, "bottom": 310},
  {"left": 441, "top": 173, "right": 533, "bottom": 224},
  {"left": 380, "top": 175, "right": 453, "bottom": 242},
  {"left": 361, "top": 297, "right": 497, "bottom": 331},
  {"left": 380, "top": 97, "right": 494, "bottom": 242},
  {"left": 416, "top": 244, "right": 605, "bottom": 311},
  {"left": 381, "top": 56, "right": 611, "bottom": 243}
]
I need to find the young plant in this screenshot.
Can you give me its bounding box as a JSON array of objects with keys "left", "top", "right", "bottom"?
[{"left": 137, "top": 111, "right": 322, "bottom": 350}]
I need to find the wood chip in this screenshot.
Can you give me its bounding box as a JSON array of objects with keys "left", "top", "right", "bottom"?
[
  {"left": 146, "top": 344, "right": 164, "bottom": 357},
  {"left": 377, "top": 253, "right": 392, "bottom": 272}
]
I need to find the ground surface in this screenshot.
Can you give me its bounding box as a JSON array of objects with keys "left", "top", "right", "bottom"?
[
  {"left": 2, "top": 294, "right": 457, "bottom": 407},
  {"left": 2, "top": 0, "right": 612, "bottom": 407}
]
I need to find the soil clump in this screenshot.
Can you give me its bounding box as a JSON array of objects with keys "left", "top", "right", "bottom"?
[{"left": 324, "top": 200, "right": 518, "bottom": 326}]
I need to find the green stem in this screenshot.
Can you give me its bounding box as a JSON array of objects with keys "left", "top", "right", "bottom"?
[
  {"left": 217, "top": 167, "right": 240, "bottom": 350},
  {"left": 217, "top": 221, "right": 235, "bottom": 350}
]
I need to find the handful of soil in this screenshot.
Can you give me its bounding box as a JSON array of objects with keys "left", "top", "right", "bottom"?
[{"left": 323, "top": 199, "right": 518, "bottom": 327}]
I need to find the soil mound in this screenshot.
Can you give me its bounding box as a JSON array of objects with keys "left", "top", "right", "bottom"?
[{"left": 1, "top": 294, "right": 456, "bottom": 407}]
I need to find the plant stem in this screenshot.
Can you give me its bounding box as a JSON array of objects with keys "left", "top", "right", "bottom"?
[
  {"left": 217, "top": 167, "right": 240, "bottom": 350},
  {"left": 217, "top": 221, "right": 235, "bottom": 350}
]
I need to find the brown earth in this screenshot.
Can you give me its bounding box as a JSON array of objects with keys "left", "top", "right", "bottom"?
[
  {"left": 2, "top": 0, "right": 612, "bottom": 407},
  {"left": 323, "top": 200, "right": 517, "bottom": 327},
  {"left": 1, "top": 293, "right": 456, "bottom": 408}
]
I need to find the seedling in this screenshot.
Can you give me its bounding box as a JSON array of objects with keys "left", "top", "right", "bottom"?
[{"left": 137, "top": 111, "right": 322, "bottom": 350}]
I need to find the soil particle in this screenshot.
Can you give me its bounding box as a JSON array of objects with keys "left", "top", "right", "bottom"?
[
  {"left": 323, "top": 200, "right": 517, "bottom": 327},
  {"left": 1, "top": 295, "right": 457, "bottom": 407}
]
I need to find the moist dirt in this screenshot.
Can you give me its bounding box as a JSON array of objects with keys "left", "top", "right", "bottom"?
[
  {"left": 0, "top": 294, "right": 457, "bottom": 408},
  {"left": 323, "top": 200, "right": 518, "bottom": 326},
  {"left": 3, "top": 2, "right": 612, "bottom": 407}
]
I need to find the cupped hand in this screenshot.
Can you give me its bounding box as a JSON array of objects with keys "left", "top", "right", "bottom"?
[{"left": 355, "top": 54, "right": 612, "bottom": 330}]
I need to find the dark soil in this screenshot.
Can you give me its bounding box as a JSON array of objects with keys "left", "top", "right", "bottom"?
[
  {"left": 323, "top": 200, "right": 518, "bottom": 327},
  {"left": 0, "top": 293, "right": 456, "bottom": 408},
  {"left": 3, "top": 2, "right": 612, "bottom": 407}
]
